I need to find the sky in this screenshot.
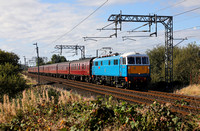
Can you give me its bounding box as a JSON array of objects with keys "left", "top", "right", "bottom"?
[{"left": 0, "top": 0, "right": 200, "bottom": 65}]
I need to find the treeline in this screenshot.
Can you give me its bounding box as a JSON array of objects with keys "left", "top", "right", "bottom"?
[
  {"left": 147, "top": 42, "right": 200, "bottom": 86},
  {"left": 0, "top": 50, "right": 27, "bottom": 101},
  {"left": 36, "top": 54, "right": 67, "bottom": 66}
]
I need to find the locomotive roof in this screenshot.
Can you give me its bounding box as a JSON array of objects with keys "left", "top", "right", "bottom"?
[
  {"left": 93, "top": 55, "right": 120, "bottom": 61},
  {"left": 121, "top": 52, "right": 148, "bottom": 57},
  {"left": 94, "top": 52, "right": 148, "bottom": 61}
]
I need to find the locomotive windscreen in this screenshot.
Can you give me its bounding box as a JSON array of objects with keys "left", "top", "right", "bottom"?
[{"left": 127, "top": 56, "right": 149, "bottom": 65}]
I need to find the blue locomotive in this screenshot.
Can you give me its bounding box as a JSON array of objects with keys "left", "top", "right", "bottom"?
[{"left": 92, "top": 52, "right": 150, "bottom": 89}]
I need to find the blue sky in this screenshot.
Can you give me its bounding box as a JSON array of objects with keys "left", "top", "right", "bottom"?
[{"left": 0, "top": 0, "right": 199, "bottom": 65}]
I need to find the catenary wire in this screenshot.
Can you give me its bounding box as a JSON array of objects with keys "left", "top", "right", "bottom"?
[{"left": 174, "top": 6, "right": 200, "bottom": 17}]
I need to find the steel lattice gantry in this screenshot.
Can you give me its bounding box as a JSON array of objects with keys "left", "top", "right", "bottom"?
[
  {"left": 108, "top": 14, "right": 173, "bottom": 87},
  {"left": 55, "top": 45, "right": 85, "bottom": 59}
]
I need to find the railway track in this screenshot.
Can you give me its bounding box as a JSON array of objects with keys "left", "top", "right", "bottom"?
[{"left": 26, "top": 73, "right": 200, "bottom": 116}]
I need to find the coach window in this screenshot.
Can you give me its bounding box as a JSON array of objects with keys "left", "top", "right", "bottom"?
[
  {"left": 79, "top": 64, "right": 80, "bottom": 70},
  {"left": 136, "top": 57, "right": 141, "bottom": 64}
]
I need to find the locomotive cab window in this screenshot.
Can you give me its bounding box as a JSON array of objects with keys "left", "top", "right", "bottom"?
[
  {"left": 142, "top": 57, "right": 149, "bottom": 64},
  {"left": 101, "top": 61, "right": 103, "bottom": 66},
  {"left": 95, "top": 62, "right": 98, "bottom": 66},
  {"left": 136, "top": 57, "right": 141, "bottom": 64},
  {"left": 122, "top": 57, "right": 126, "bottom": 65},
  {"left": 128, "top": 57, "right": 135, "bottom": 64}
]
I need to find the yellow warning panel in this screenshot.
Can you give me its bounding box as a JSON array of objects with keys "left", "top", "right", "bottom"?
[{"left": 128, "top": 66, "right": 149, "bottom": 74}]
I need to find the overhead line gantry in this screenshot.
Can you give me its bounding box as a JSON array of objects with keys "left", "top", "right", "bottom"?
[
  {"left": 107, "top": 11, "right": 173, "bottom": 87},
  {"left": 54, "top": 45, "right": 85, "bottom": 59}
]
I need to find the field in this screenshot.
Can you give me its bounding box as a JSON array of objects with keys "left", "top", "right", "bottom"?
[{"left": 0, "top": 76, "right": 199, "bottom": 130}]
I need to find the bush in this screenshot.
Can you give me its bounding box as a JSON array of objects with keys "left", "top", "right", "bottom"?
[{"left": 0, "top": 49, "right": 27, "bottom": 102}]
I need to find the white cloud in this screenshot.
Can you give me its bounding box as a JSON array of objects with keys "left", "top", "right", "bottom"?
[
  {"left": 178, "top": 0, "right": 200, "bottom": 8},
  {"left": 176, "top": 0, "right": 200, "bottom": 14},
  {"left": 77, "top": 0, "right": 147, "bottom": 6},
  {"left": 0, "top": 0, "right": 102, "bottom": 60}
]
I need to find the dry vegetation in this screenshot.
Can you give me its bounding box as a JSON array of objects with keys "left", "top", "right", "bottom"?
[
  {"left": 0, "top": 85, "right": 94, "bottom": 130},
  {"left": 175, "top": 84, "right": 200, "bottom": 97},
  {"left": 22, "top": 74, "right": 37, "bottom": 85}
]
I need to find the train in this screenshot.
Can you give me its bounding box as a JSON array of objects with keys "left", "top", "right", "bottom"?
[{"left": 28, "top": 52, "right": 151, "bottom": 89}]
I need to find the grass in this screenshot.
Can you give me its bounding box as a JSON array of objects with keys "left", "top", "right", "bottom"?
[
  {"left": 22, "top": 74, "right": 37, "bottom": 85},
  {"left": 174, "top": 84, "right": 200, "bottom": 96}
]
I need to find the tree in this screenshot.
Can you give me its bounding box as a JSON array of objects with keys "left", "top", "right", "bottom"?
[
  {"left": 0, "top": 50, "right": 19, "bottom": 66},
  {"left": 51, "top": 54, "right": 67, "bottom": 63},
  {"left": 146, "top": 42, "right": 200, "bottom": 85},
  {"left": 173, "top": 42, "right": 200, "bottom": 84},
  {"left": 146, "top": 45, "right": 165, "bottom": 83},
  {"left": 36, "top": 57, "right": 45, "bottom": 66}
]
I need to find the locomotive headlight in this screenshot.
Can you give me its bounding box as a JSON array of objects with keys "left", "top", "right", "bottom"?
[{"left": 138, "top": 73, "right": 140, "bottom": 75}]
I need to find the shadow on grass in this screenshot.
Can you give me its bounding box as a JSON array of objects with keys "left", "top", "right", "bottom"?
[{"left": 148, "top": 81, "right": 189, "bottom": 93}]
